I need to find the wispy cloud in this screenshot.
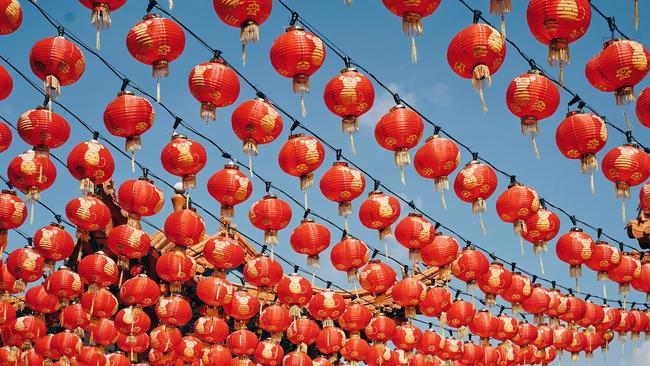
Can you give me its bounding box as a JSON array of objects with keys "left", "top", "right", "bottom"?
[
  {"left": 633, "top": 341, "right": 650, "bottom": 365},
  {"left": 358, "top": 82, "right": 419, "bottom": 130}
]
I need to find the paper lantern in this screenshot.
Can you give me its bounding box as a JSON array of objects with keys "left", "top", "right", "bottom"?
[
  {"left": 207, "top": 163, "right": 253, "bottom": 217},
  {"left": 601, "top": 144, "right": 650, "bottom": 221},
  {"left": 29, "top": 36, "right": 85, "bottom": 99},
  {"left": 381, "top": 0, "right": 442, "bottom": 62},
  {"left": 248, "top": 194, "right": 292, "bottom": 245},
  {"left": 66, "top": 139, "right": 115, "bottom": 193},
  {"left": 376, "top": 104, "right": 425, "bottom": 182},
  {"left": 414, "top": 134, "right": 460, "bottom": 204},
  {"left": 330, "top": 236, "right": 369, "bottom": 281},
  {"left": 0, "top": 0, "right": 21, "bottom": 35},
  {"left": 289, "top": 218, "right": 331, "bottom": 268},
  {"left": 188, "top": 58, "right": 240, "bottom": 121},
  {"left": 358, "top": 190, "right": 401, "bottom": 240}
]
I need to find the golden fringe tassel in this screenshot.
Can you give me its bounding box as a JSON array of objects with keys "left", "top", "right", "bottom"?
[
  {"left": 479, "top": 212, "right": 487, "bottom": 236},
  {"left": 411, "top": 36, "right": 417, "bottom": 64},
  {"left": 501, "top": 16, "right": 506, "bottom": 39},
  {"left": 472, "top": 65, "right": 491, "bottom": 113},
  {"left": 96, "top": 29, "right": 101, "bottom": 50},
  {"left": 559, "top": 62, "right": 565, "bottom": 86},
  {"left": 169, "top": 0, "right": 173, "bottom": 9},
  {"left": 344, "top": 0, "right": 352, "bottom": 5},
  {"left": 635, "top": 0, "right": 639, "bottom": 30},
  {"left": 349, "top": 133, "right": 356, "bottom": 155},
  {"left": 519, "top": 237, "right": 525, "bottom": 256},
  {"left": 539, "top": 253, "right": 545, "bottom": 274},
  {"left": 532, "top": 135, "right": 540, "bottom": 159},
  {"left": 300, "top": 95, "right": 307, "bottom": 117}
]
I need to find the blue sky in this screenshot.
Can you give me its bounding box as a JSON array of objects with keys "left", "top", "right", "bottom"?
[{"left": 1, "top": 1, "right": 650, "bottom": 365}]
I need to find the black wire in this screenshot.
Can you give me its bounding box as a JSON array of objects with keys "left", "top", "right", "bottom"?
[{"left": 589, "top": 0, "right": 631, "bottom": 40}]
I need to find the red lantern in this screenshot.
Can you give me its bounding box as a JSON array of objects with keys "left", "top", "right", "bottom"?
[
  {"left": 254, "top": 339, "right": 284, "bottom": 366},
  {"left": 33, "top": 223, "right": 75, "bottom": 270},
  {"left": 107, "top": 224, "right": 151, "bottom": 268},
  {"left": 81, "top": 289, "right": 116, "bottom": 318},
  {"left": 248, "top": 194, "right": 292, "bottom": 245},
  {"left": 323, "top": 67, "right": 375, "bottom": 147},
  {"left": 269, "top": 26, "right": 326, "bottom": 116},
  {"left": 359, "top": 191, "right": 401, "bottom": 241},
  {"left": 60, "top": 304, "right": 92, "bottom": 339},
  {"left": 212, "top": 0, "right": 272, "bottom": 64},
  {"left": 316, "top": 326, "right": 346, "bottom": 356},
  {"left": 613, "top": 309, "right": 636, "bottom": 342},
  {"left": 66, "top": 139, "right": 115, "bottom": 193},
  {"left": 440, "top": 338, "right": 464, "bottom": 362},
  {"left": 0, "top": 0, "right": 21, "bottom": 35},
  {"left": 555, "top": 227, "right": 595, "bottom": 283},
  {"left": 164, "top": 208, "right": 205, "bottom": 247},
  {"left": 160, "top": 134, "right": 207, "bottom": 190},
  {"left": 494, "top": 315, "right": 518, "bottom": 342},
  {"left": 0, "top": 300, "right": 15, "bottom": 328},
  {"left": 155, "top": 295, "right": 193, "bottom": 326},
  {"left": 392, "top": 322, "right": 422, "bottom": 351},
  {"left": 0, "top": 262, "right": 21, "bottom": 295},
  {"left": 447, "top": 23, "right": 506, "bottom": 112},
  {"left": 451, "top": 247, "right": 489, "bottom": 290},
  {"left": 319, "top": 161, "right": 366, "bottom": 224},
  {"left": 419, "top": 286, "right": 451, "bottom": 320},
  {"left": 576, "top": 301, "right": 605, "bottom": 330},
  {"left": 585, "top": 39, "right": 650, "bottom": 105},
  {"left": 544, "top": 289, "right": 569, "bottom": 325},
  {"left": 155, "top": 249, "right": 195, "bottom": 291},
  {"left": 585, "top": 240, "right": 621, "bottom": 297},
  {"left": 276, "top": 273, "right": 313, "bottom": 318},
  {"left": 532, "top": 324, "right": 554, "bottom": 351},
  {"left": 636, "top": 87, "right": 650, "bottom": 127},
  {"left": 207, "top": 163, "right": 253, "bottom": 217},
  {"left": 243, "top": 255, "right": 284, "bottom": 288},
  {"left": 29, "top": 36, "right": 85, "bottom": 99},
  {"left": 632, "top": 261, "right": 650, "bottom": 301},
  {"left": 559, "top": 295, "right": 587, "bottom": 326},
  {"left": 339, "top": 303, "right": 373, "bottom": 336},
  {"left": 115, "top": 306, "right": 151, "bottom": 335},
  {"left": 12, "top": 315, "right": 46, "bottom": 345},
  {"left": 17, "top": 107, "right": 70, "bottom": 156},
  {"left": 289, "top": 219, "right": 330, "bottom": 267},
  {"left": 0, "top": 190, "right": 27, "bottom": 253},
  {"left": 88, "top": 318, "right": 119, "bottom": 347},
  {"left": 75, "top": 346, "right": 105, "bottom": 366},
  {"left": 446, "top": 300, "right": 476, "bottom": 336},
  {"left": 79, "top": 0, "right": 126, "bottom": 48},
  {"left": 365, "top": 313, "right": 396, "bottom": 343},
  {"left": 376, "top": 105, "right": 425, "bottom": 182},
  {"left": 202, "top": 344, "right": 231, "bottom": 366},
  {"left": 391, "top": 277, "right": 426, "bottom": 319},
  {"left": 414, "top": 135, "right": 461, "bottom": 206},
  {"left": 203, "top": 232, "right": 245, "bottom": 273},
  {"left": 149, "top": 325, "right": 181, "bottom": 352},
  {"left": 460, "top": 342, "right": 484, "bottom": 366},
  {"left": 51, "top": 331, "right": 82, "bottom": 361},
  {"left": 522, "top": 208, "right": 561, "bottom": 256},
  {"left": 7, "top": 150, "right": 56, "bottom": 204},
  {"left": 608, "top": 252, "right": 642, "bottom": 295},
  {"left": 258, "top": 304, "right": 291, "bottom": 342},
  {"left": 551, "top": 325, "right": 573, "bottom": 353},
  {"left": 417, "top": 329, "right": 444, "bottom": 359},
  {"left": 6, "top": 247, "right": 44, "bottom": 285},
  {"left": 25, "top": 284, "right": 58, "bottom": 314},
  {"left": 195, "top": 276, "right": 234, "bottom": 308},
  {"left": 194, "top": 316, "right": 229, "bottom": 344},
  {"left": 640, "top": 181, "right": 650, "bottom": 213},
  {"left": 78, "top": 251, "right": 118, "bottom": 289},
  {"left": 500, "top": 272, "right": 532, "bottom": 313},
  {"left": 629, "top": 309, "right": 649, "bottom": 342},
  {"left": 381, "top": 0, "right": 442, "bottom": 62},
  {"left": 358, "top": 260, "right": 397, "bottom": 295},
  {"left": 308, "top": 290, "right": 346, "bottom": 327},
  {"left": 395, "top": 213, "right": 436, "bottom": 263},
  {"left": 505, "top": 71, "right": 560, "bottom": 158},
  {"left": 330, "top": 236, "right": 369, "bottom": 281},
  {"left": 495, "top": 180, "right": 540, "bottom": 239},
  {"left": 564, "top": 330, "right": 587, "bottom": 361},
  {"left": 278, "top": 133, "right": 325, "bottom": 199},
  {"left": 476, "top": 261, "right": 512, "bottom": 306},
  {"left": 126, "top": 14, "right": 185, "bottom": 101},
  {"left": 526, "top": 0, "right": 591, "bottom": 82},
  {"left": 420, "top": 233, "right": 459, "bottom": 281},
  {"left": 283, "top": 351, "right": 312, "bottom": 366},
  {"left": 231, "top": 98, "right": 283, "bottom": 167},
  {"left": 119, "top": 274, "right": 161, "bottom": 307},
  {"left": 469, "top": 310, "right": 499, "bottom": 346},
  {"left": 601, "top": 144, "right": 650, "bottom": 221},
  {"left": 286, "top": 317, "right": 319, "bottom": 347},
  {"left": 0, "top": 121, "right": 11, "bottom": 153},
  {"left": 117, "top": 177, "right": 164, "bottom": 227},
  {"left": 340, "top": 334, "right": 370, "bottom": 366},
  {"left": 453, "top": 160, "right": 498, "bottom": 232},
  {"left": 188, "top": 58, "right": 240, "bottom": 122},
  {"left": 520, "top": 285, "right": 550, "bottom": 323},
  {"left": 224, "top": 291, "right": 261, "bottom": 322},
  {"left": 103, "top": 90, "right": 154, "bottom": 156}
]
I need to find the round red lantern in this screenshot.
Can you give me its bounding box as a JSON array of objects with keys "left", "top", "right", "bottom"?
[
  {"left": 207, "top": 163, "right": 253, "bottom": 217},
  {"left": 330, "top": 236, "right": 369, "bottom": 281},
  {"left": 419, "top": 286, "right": 451, "bottom": 319},
  {"left": 392, "top": 322, "right": 422, "bottom": 351},
  {"left": 248, "top": 194, "right": 292, "bottom": 245},
  {"left": 391, "top": 277, "right": 426, "bottom": 319},
  {"left": 0, "top": 300, "right": 14, "bottom": 328},
  {"left": 460, "top": 342, "right": 484, "bottom": 366},
  {"left": 29, "top": 36, "right": 85, "bottom": 99},
  {"left": 51, "top": 331, "right": 82, "bottom": 362},
  {"left": 0, "top": 121, "right": 11, "bottom": 153},
  {"left": 160, "top": 134, "right": 207, "bottom": 190},
  {"left": 203, "top": 232, "right": 245, "bottom": 273},
  {"left": 7, "top": 150, "right": 56, "bottom": 203},
  {"left": 188, "top": 58, "right": 240, "bottom": 121},
  {"left": 640, "top": 181, "right": 650, "bottom": 213},
  {"left": 0, "top": 0, "right": 21, "bottom": 35},
  {"left": 12, "top": 315, "right": 45, "bottom": 345},
  {"left": 414, "top": 135, "right": 460, "bottom": 205},
  {"left": 476, "top": 261, "right": 512, "bottom": 306},
  {"left": 608, "top": 252, "right": 642, "bottom": 295},
  {"left": 164, "top": 208, "right": 205, "bottom": 247},
  {"left": 358, "top": 260, "right": 397, "bottom": 295},
  {"left": 286, "top": 317, "right": 319, "bottom": 347},
  {"left": 24, "top": 284, "right": 58, "bottom": 314},
  {"left": 33, "top": 223, "right": 75, "bottom": 270},
  {"left": 276, "top": 273, "right": 313, "bottom": 318},
  {"left": 17, "top": 106, "right": 70, "bottom": 156},
  {"left": 420, "top": 233, "right": 459, "bottom": 281},
  {"left": 520, "top": 285, "right": 551, "bottom": 323},
  {"left": 394, "top": 213, "right": 436, "bottom": 262},
  {"left": 340, "top": 334, "right": 370, "bottom": 366},
  {"left": 106, "top": 224, "right": 151, "bottom": 268},
  {"left": 79, "top": 0, "right": 127, "bottom": 48},
  {"left": 155, "top": 295, "right": 193, "bottom": 326},
  {"left": 316, "top": 326, "right": 346, "bottom": 356},
  {"left": 126, "top": 14, "right": 185, "bottom": 101},
  {"left": 417, "top": 329, "right": 444, "bottom": 358},
  {"left": 289, "top": 218, "right": 330, "bottom": 267},
  {"left": 559, "top": 295, "right": 587, "bottom": 326},
  {"left": 576, "top": 301, "right": 605, "bottom": 330},
  {"left": 585, "top": 39, "right": 650, "bottom": 105},
  {"left": 545, "top": 290, "right": 569, "bottom": 325},
  {"left": 212, "top": 0, "right": 272, "bottom": 64},
  {"left": 447, "top": 23, "right": 506, "bottom": 112},
  {"left": 453, "top": 159, "right": 498, "bottom": 232},
  {"left": 78, "top": 251, "right": 118, "bottom": 289},
  {"left": 231, "top": 98, "right": 283, "bottom": 165},
  {"left": 365, "top": 313, "right": 396, "bottom": 343},
  {"left": 564, "top": 330, "right": 587, "bottom": 361},
  {"left": 505, "top": 70, "right": 560, "bottom": 158},
  {"left": 115, "top": 306, "right": 151, "bottom": 336},
  {"left": 224, "top": 291, "right": 261, "bottom": 322},
  {"left": 64, "top": 196, "right": 111, "bottom": 240},
  {"left": 155, "top": 249, "right": 195, "bottom": 291},
  {"left": 258, "top": 306, "right": 292, "bottom": 343},
  {"left": 119, "top": 274, "right": 161, "bottom": 307},
  {"left": 66, "top": 139, "right": 115, "bottom": 193},
  {"left": 149, "top": 325, "right": 181, "bottom": 352},
  {"left": 522, "top": 207, "right": 561, "bottom": 256},
  {"left": 308, "top": 290, "right": 346, "bottom": 327},
  {"left": 636, "top": 87, "right": 650, "bottom": 128},
  {"left": 0, "top": 190, "right": 26, "bottom": 252},
  {"left": 500, "top": 272, "right": 532, "bottom": 313},
  {"left": 440, "top": 338, "right": 464, "bottom": 362},
  {"left": 194, "top": 316, "right": 229, "bottom": 344},
  {"left": 602, "top": 144, "right": 650, "bottom": 220},
  {"left": 103, "top": 90, "right": 154, "bottom": 155},
  {"left": 6, "top": 247, "right": 44, "bottom": 285},
  {"left": 80, "top": 288, "right": 117, "bottom": 318},
  {"left": 339, "top": 302, "right": 373, "bottom": 336},
  {"left": 269, "top": 26, "right": 326, "bottom": 116},
  {"left": 555, "top": 227, "right": 595, "bottom": 284},
  {"left": 359, "top": 190, "right": 401, "bottom": 240},
  {"left": 323, "top": 67, "right": 375, "bottom": 148},
  {"left": 195, "top": 276, "right": 234, "bottom": 308},
  {"left": 451, "top": 247, "right": 489, "bottom": 290},
  {"left": 117, "top": 177, "right": 164, "bottom": 227},
  {"left": 585, "top": 240, "right": 621, "bottom": 297},
  {"left": 254, "top": 339, "right": 284, "bottom": 366},
  {"left": 632, "top": 261, "right": 650, "bottom": 301},
  {"left": 446, "top": 300, "right": 476, "bottom": 335},
  {"left": 243, "top": 255, "right": 284, "bottom": 288},
  {"left": 494, "top": 315, "right": 518, "bottom": 342},
  {"left": 278, "top": 133, "right": 325, "bottom": 194},
  {"left": 381, "top": 0, "right": 442, "bottom": 62},
  {"left": 469, "top": 309, "right": 499, "bottom": 345},
  {"left": 526, "top": 0, "right": 591, "bottom": 82},
  {"left": 495, "top": 179, "right": 540, "bottom": 239},
  {"left": 376, "top": 104, "right": 425, "bottom": 182},
  {"left": 319, "top": 161, "right": 366, "bottom": 223}
]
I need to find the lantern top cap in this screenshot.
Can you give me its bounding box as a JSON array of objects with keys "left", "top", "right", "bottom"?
[
  {"left": 117, "top": 90, "right": 134, "bottom": 97},
  {"left": 143, "top": 13, "right": 161, "bottom": 20},
  {"left": 286, "top": 25, "right": 304, "bottom": 32},
  {"left": 288, "top": 133, "right": 304, "bottom": 139}
]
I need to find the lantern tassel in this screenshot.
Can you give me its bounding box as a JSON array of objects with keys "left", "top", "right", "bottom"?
[
  {"left": 44, "top": 75, "right": 61, "bottom": 100},
  {"left": 241, "top": 44, "right": 247, "bottom": 66},
  {"left": 248, "top": 154, "right": 253, "bottom": 178},
  {"left": 520, "top": 237, "right": 524, "bottom": 256},
  {"left": 344, "top": 215, "right": 349, "bottom": 232},
  {"left": 96, "top": 29, "right": 101, "bottom": 50},
  {"left": 30, "top": 198, "right": 34, "bottom": 225},
  {"left": 384, "top": 239, "right": 389, "bottom": 261},
  {"left": 344, "top": 0, "right": 352, "bottom": 5},
  {"left": 400, "top": 166, "right": 406, "bottom": 185},
  {"left": 539, "top": 253, "right": 545, "bottom": 274},
  {"left": 440, "top": 189, "right": 447, "bottom": 210},
  {"left": 411, "top": 35, "right": 417, "bottom": 64},
  {"left": 603, "top": 281, "right": 608, "bottom": 300},
  {"left": 479, "top": 212, "right": 487, "bottom": 236},
  {"left": 559, "top": 62, "right": 565, "bottom": 86},
  {"left": 349, "top": 133, "right": 356, "bottom": 155},
  {"left": 634, "top": 0, "right": 639, "bottom": 30},
  {"left": 307, "top": 255, "right": 320, "bottom": 268},
  {"left": 156, "top": 80, "right": 161, "bottom": 103},
  {"left": 531, "top": 135, "right": 540, "bottom": 159},
  {"left": 590, "top": 171, "right": 595, "bottom": 195},
  {"left": 300, "top": 95, "right": 307, "bottom": 117},
  {"left": 169, "top": 0, "right": 173, "bottom": 9},
  {"left": 622, "top": 199, "right": 627, "bottom": 222},
  {"left": 303, "top": 190, "right": 308, "bottom": 211}
]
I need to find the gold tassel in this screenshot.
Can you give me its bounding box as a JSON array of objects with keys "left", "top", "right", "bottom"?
[
  {"left": 501, "top": 15, "right": 506, "bottom": 39},
  {"left": 156, "top": 80, "right": 161, "bottom": 103},
  {"left": 559, "top": 63, "right": 565, "bottom": 86},
  {"left": 603, "top": 281, "right": 607, "bottom": 300},
  {"left": 300, "top": 95, "right": 307, "bottom": 117},
  {"left": 169, "top": 0, "right": 173, "bottom": 9},
  {"left": 479, "top": 87, "right": 488, "bottom": 113},
  {"left": 479, "top": 212, "right": 487, "bottom": 236},
  {"left": 532, "top": 136, "right": 540, "bottom": 159},
  {"left": 635, "top": 0, "right": 639, "bottom": 30},
  {"left": 539, "top": 254, "right": 545, "bottom": 275},
  {"left": 96, "top": 29, "right": 101, "bottom": 50},
  {"left": 131, "top": 151, "right": 135, "bottom": 173},
  {"left": 303, "top": 190, "right": 308, "bottom": 211},
  {"left": 590, "top": 171, "right": 595, "bottom": 195},
  {"left": 400, "top": 166, "right": 406, "bottom": 185},
  {"left": 520, "top": 237, "right": 525, "bottom": 256},
  {"left": 624, "top": 111, "right": 632, "bottom": 131},
  {"left": 440, "top": 190, "right": 447, "bottom": 210},
  {"left": 30, "top": 199, "right": 34, "bottom": 225},
  {"left": 384, "top": 239, "right": 389, "bottom": 260},
  {"left": 344, "top": 0, "right": 352, "bottom": 5},
  {"left": 622, "top": 200, "right": 627, "bottom": 222},
  {"left": 241, "top": 44, "right": 246, "bottom": 66},
  {"left": 411, "top": 35, "right": 417, "bottom": 64},
  {"left": 349, "top": 133, "right": 356, "bottom": 155}
]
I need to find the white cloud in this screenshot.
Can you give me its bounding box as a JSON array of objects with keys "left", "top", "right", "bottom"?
[
  {"left": 358, "top": 82, "right": 419, "bottom": 129},
  {"left": 633, "top": 341, "right": 650, "bottom": 365},
  {"left": 425, "top": 82, "right": 453, "bottom": 107}
]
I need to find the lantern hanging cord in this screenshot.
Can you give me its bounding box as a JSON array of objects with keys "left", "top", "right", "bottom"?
[{"left": 590, "top": 1, "right": 631, "bottom": 40}]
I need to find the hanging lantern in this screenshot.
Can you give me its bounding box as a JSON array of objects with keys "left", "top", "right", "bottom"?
[
  {"left": 164, "top": 208, "right": 205, "bottom": 247},
  {"left": 520, "top": 285, "right": 551, "bottom": 324},
  {"left": 601, "top": 143, "right": 650, "bottom": 221},
  {"left": 451, "top": 247, "right": 489, "bottom": 291},
  {"left": 278, "top": 133, "right": 325, "bottom": 203},
  {"left": 308, "top": 289, "right": 346, "bottom": 327},
  {"left": 0, "top": 121, "right": 11, "bottom": 153},
  {"left": 316, "top": 326, "right": 346, "bottom": 356},
  {"left": 446, "top": 300, "right": 476, "bottom": 337},
  {"left": 339, "top": 302, "right": 373, "bottom": 336},
  {"left": 33, "top": 223, "right": 75, "bottom": 271},
  {"left": 66, "top": 139, "right": 115, "bottom": 194},
  {"left": 7, "top": 150, "right": 56, "bottom": 207},
  {"left": 160, "top": 134, "right": 207, "bottom": 190},
  {"left": 632, "top": 261, "right": 650, "bottom": 301},
  {"left": 414, "top": 134, "right": 460, "bottom": 205},
  {"left": 207, "top": 163, "right": 253, "bottom": 217},
  {"left": 78, "top": 251, "right": 119, "bottom": 290},
  {"left": 0, "top": 262, "right": 23, "bottom": 296},
  {"left": 330, "top": 235, "right": 369, "bottom": 282},
  {"left": 243, "top": 255, "right": 284, "bottom": 289},
  {"left": 460, "top": 342, "right": 484, "bottom": 365},
  {"left": 195, "top": 276, "right": 234, "bottom": 309},
  {"left": 188, "top": 58, "right": 240, "bottom": 122},
  {"left": 636, "top": 87, "right": 650, "bottom": 127},
  {"left": 149, "top": 324, "right": 181, "bottom": 352},
  {"left": 526, "top": 0, "right": 591, "bottom": 83},
  {"left": 416, "top": 329, "right": 445, "bottom": 359},
  {"left": 212, "top": 0, "right": 272, "bottom": 64},
  {"left": 613, "top": 309, "right": 636, "bottom": 343},
  {"left": 381, "top": 0, "right": 442, "bottom": 62},
  {"left": 576, "top": 301, "right": 605, "bottom": 331},
  {"left": 394, "top": 212, "right": 435, "bottom": 262},
  {"left": 117, "top": 177, "right": 164, "bottom": 228},
  {"left": 254, "top": 339, "right": 284, "bottom": 365},
  {"left": 358, "top": 260, "right": 397, "bottom": 295},
  {"left": 126, "top": 14, "right": 185, "bottom": 101},
  {"left": 323, "top": 67, "right": 375, "bottom": 151},
  {"left": 392, "top": 322, "right": 422, "bottom": 352},
  {"left": 319, "top": 161, "right": 366, "bottom": 227},
  {"left": 376, "top": 104, "right": 424, "bottom": 183},
  {"left": 24, "top": 284, "right": 58, "bottom": 314},
  {"left": 453, "top": 159, "right": 498, "bottom": 234},
  {"left": 365, "top": 313, "right": 396, "bottom": 344},
  {"left": 358, "top": 190, "right": 401, "bottom": 241},
  {"left": 276, "top": 273, "right": 313, "bottom": 318},
  {"left": 340, "top": 334, "right": 370, "bottom": 366},
  {"left": 289, "top": 218, "right": 331, "bottom": 268},
  {"left": 17, "top": 106, "right": 70, "bottom": 156},
  {"left": 0, "top": 0, "right": 21, "bottom": 35},
  {"left": 286, "top": 316, "right": 320, "bottom": 349},
  {"left": 447, "top": 23, "right": 506, "bottom": 112},
  {"left": 155, "top": 295, "right": 193, "bottom": 326},
  {"left": 119, "top": 274, "right": 161, "bottom": 307},
  {"left": 51, "top": 331, "right": 82, "bottom": 363},
  {"left": 194, "top": 316, "right": 229, "bottom": 344},
  {"left": 107, "top": 224, "right": 151, "bottom": 269},
  {"left": 29, "top": 36, "right": 85, "bottom": 99},
  {"left": 500, "top": 272, "right": 532, "bottom": 313},
  {"left": 476, "top": 261, "right": 512, "bottom": 306},
  {"left": 420, "top": 233, "right": 459, "bottom": 281},
  {"left": 79, "top": 0, "right": 127, "bottom": 49},
  {"left": 532, "top": 324, "right": 554, "bottom": 351},
  {"left": 469, "top": 309, "right": 499, "bottom": 345},
  {"left": 629, "top": 309, "right": 648, "bottom": 342},
  {"left": 558, "top": 295, "right": 587, "bottom": 327},
  {"left": 640, "top": 181, "right": 650, "bottom": 213},
  {"left": 80, "top": 288, "right": 118, "bottom": 318},
  {"left": 0, "top": 300, "right": 15, "bottom": 328},
  {"left": 551, "top": 325, "right": 573, "bottom": 354},
  {"left": 60, "top": 304, "right": 91, "bottom": 334},
  {"left": 269, "top": 25, "right": 326, "bottom": 116},
  {"left": 0, "top": 190, "right": 27, "bottom": 253},
  {"left": 203, "top": 232, "right": 246, "bottom": 274},
  {"left": 522, "top": 208, "right": 561, "bottom": 256},
  {"left": 223, "top": 291, "right": 261, "bottom": 323},
  {"left": 231, "top": 98, "right": 283, "bottom": 172},
  {"left": 505, "top": 70, "right": 560, "bottom": 158},
  {"left": 585, "top": 240, "right": 621, "bottom": 298},
  {"left": 103, "top": 90, "right": 154, "bottom": 161},
  {"left": 155, "top": 250, "right": 195, "bottom": 293},
  {"left": 391, "top": 277, "right": 426, "bottom": 319},
  {"left": 494, "top": 314, "right": 519, "bottom": 342},
  {"left": 419, "top": 286, "right": 452, "bottom": 321},
  {"left": 12, "top": 315, "right": 46, "bottom": 346},
  {"left": 202, "top": 344, "right": 232, "bottom": 365},
  {"left": 248, "top": 194, "right": 292, "bottom": 245},
  {"left": 544, "top": 289, "right": 569, "bottom": 326},
  {"left": 608, "top": 252, "right": 642, "bottom": 296},
  {"left": 440, "top": 338, "right": 464, "bottom": 362},
  {"left": 585, "top": 39, "right": 650, "bottom": 105},
  {"left": 495, "top": 179, "right": 540, "bottom": 243}
]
